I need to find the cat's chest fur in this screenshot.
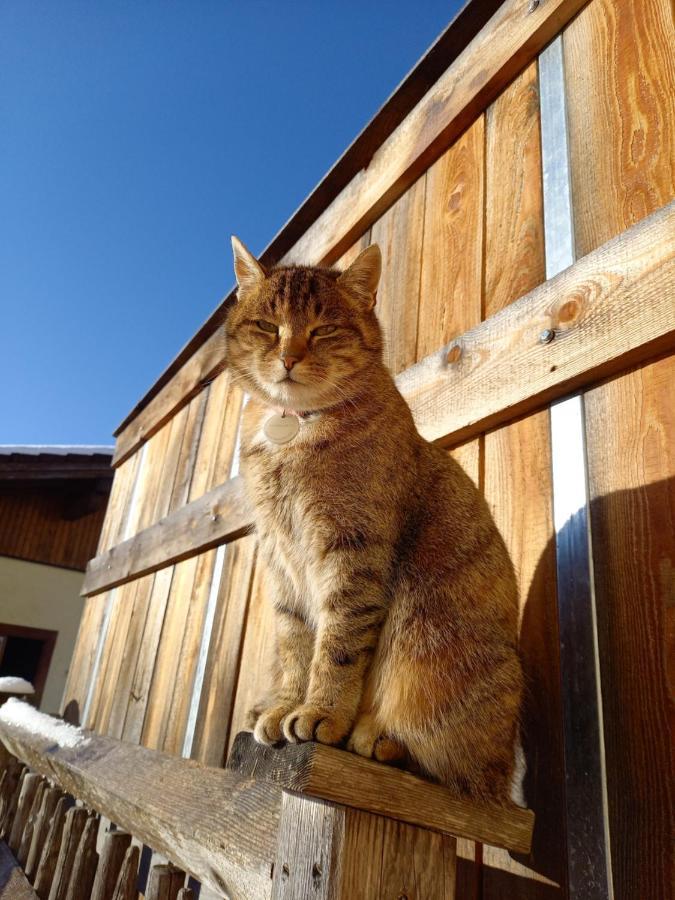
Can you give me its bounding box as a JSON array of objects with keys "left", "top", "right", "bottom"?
[{"left": 239, "top": 402, "right": 348, "bottom": 617}]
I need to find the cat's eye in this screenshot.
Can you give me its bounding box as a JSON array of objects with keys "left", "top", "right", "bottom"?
[
  {"left": 256, "top": 320, "right": 278, "bottom": 334},
  {"left": 312, "top": 325, "right": 337, "bottom": 337}
]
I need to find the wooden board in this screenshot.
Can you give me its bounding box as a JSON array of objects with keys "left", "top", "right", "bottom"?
[
  {"left": 190, "top": 535, "right": 258, "bottom": 767},
  {"left": 584, "top": 356, "right": 673, "bottom": 900},
  {"left": 228, "top": 733, "right": 534, "bottom": 854},
  {"left": 481, "top": 58, "right": 566, "bottom": 899},
  {"left": 563, "top": 4, "right": 675, "bottom": 897},
  {"left": 371, "top": 178, "right": 425, "bottom": 375},
  {"left": 398, "top": 199, "right": 675, "bottom": 446},
  {"left": 0, "top": 708, "right": 280, "bottom": 899},
  {"left": 82, "top": 476, "right": 251, "bottom": 596},
  {"left": 417, "top": 116, "right": 484, "bottom": 360}
]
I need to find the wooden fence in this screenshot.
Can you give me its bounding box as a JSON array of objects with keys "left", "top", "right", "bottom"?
[{"left": 53, "top": 0, "right": 674, "bottom": 897}]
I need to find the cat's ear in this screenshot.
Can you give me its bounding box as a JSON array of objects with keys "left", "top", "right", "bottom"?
[
  {"left": 337, "top": 244, "right": 381, "bottom": 309},
  {"left": 231, "top": 236, "right": 266, "bottom": 293}
]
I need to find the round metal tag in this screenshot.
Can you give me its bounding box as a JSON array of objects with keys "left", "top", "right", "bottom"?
[{"left": 264, "top": 413, "right": 300, "bottom": 445}]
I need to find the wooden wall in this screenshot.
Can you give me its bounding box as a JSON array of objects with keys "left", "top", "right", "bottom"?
[
  {"left": 0, "top": 483, "right": 109, "bottom": 572},
  {"left": 63, "top": 0, "right": 673, "bottom": 897}
]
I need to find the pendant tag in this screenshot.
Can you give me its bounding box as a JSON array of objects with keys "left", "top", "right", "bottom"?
[{"left": 264, "top": 413, "right": 300, "bottom": 444}]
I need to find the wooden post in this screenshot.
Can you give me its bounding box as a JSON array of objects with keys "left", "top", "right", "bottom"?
[
  {"left": 0, "top": 764, "right": 27, "bottom": 838},
  {"left": 145, "top": 863, "right": 185, "bottom": 900},
  {"left": 8, "top": 771, "right": 42, "bottom": 852},
  {"left": 47, "top": 806, "right": 88, "bottom": 900},
  {"left": 176, "top": 890, "right": 194, "bottom": 900},
  {"left": 271, "top": 791, "right": 457, "bottom": 900},
  {"left": 17, "top": 778, "right": 47, "bottom": 866},
  {"left": 90, "top": 830, "right": 132, "bottom": 900},
  {"left": 33, "top": 795, "right": 75, "bottom": 899},
  {"left": 64, "top": 813, "right": 100, "bottom": 900},
  {"left": 25, "top": 787, "right": 62, "bottom": 883},
  {"left": 111, "top": 845, "right": 140, "bottom": 900}
]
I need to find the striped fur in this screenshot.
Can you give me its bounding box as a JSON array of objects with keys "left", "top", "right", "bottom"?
[{"left": 226, "top": 239, "right": 523, "bottom": 803}]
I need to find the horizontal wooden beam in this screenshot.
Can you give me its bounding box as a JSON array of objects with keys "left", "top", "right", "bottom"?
[
  {"left": 398, "top": 199, "right": 675, "bottom": 445},
  {"left": 228, "top": 732, "right": 534, "bottom": 854},
  {"left": 83, "top": 201, "right": 675, "bottom": 597},
  {"left": 111, "top": 0, "right": 590, "bottom": 466},
  {"left": 81, "top": 476, "right": 251, "bottom": 596},
  {"left": 0, "top": 703, "right": 279, "bottom": 899}
]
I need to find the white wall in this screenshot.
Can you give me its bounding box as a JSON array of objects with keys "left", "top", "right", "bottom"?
[{"left": 0, "top": 556, "right": 84, "bottom": 714}]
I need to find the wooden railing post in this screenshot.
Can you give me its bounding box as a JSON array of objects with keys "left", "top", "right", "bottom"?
[{"left": 271, "top": 791, "right": 458, "bottom": 899}]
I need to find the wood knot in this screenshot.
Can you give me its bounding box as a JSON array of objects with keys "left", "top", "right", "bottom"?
[
  {"left": 558, "top": 298, "right": 581, "bottom": 324},
  {"left": 446, "top": 344, "right": 462, "bottom": 364},
  {"left": 448, "top": 189, "right": 462, "bottom": 211}
]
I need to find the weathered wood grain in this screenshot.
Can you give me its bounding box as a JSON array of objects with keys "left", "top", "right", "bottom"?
[
  {"left": 584, "top": 355, "right": 674, "bottom": 900},
  {"left": 145, "top": 863, "right": 185, "bottom": 900},
  {"left": 226, "top": 565, "right": 278, "bottom": 756},
  {"left": 47, "top": 805, "right": 88, "bottom": 900},
  {"left": 228, "top": 732, "right": 534, "bottom": 854},
  {"left": 90, "top": 830, "right": 132, "bottom": 900},
  {"left": 34, "top": 796, "right": 74, "bottom": 899},
  {"left": 63, "top": 814, "right": 99, "bottom": 900},
  {"left": 119, "top": 568, "right": 174, "bottom": 745},
  {"left": 17, "top": 778, "right": 46, "bottom": 866},
  {"left": 110, "top": 845, "right": 139, "bottom": 900},
  {"left": 82, "top": 476, "right": 251, "bottom": 596},
  {"left": 190, "top": 535, "right": 258, "bottom": 767},
  {"left": 1, "top": 765, "right": 27, "bottom": 840},
  {"left": 417, "top": 116, "right": 484, "bottom": 360},
  {"left": 371, "top": 178, "right": 425, "bottom": 374},
  {"left": 9, "top": 771, "right": 41, "bottom": 853},
  {"left": 25, "top": 787, "right": 61, "bottom": 883},
  {"left": 481, "top": 53, "right": 565, "bottom": 899},
  {"left": 0, "top": 707, "right": 281, "bottom": 899},
  {"left": 398, "top": 199, "right": 675, "bottom": 446}
]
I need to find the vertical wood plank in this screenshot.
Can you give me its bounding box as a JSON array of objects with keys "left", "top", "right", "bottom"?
[
  {"left": 64, "top": 814, "right": 99, "bottom": 900},
  {"left": 110, "top": 845, "right": 140, "bottom": 900},
  {"left": 584, "top": 356, "right": 673, "bottom": 900},
  {"left": 34, "top": 796, "right": 75, "bottom": 899},
  {"left": 90, "top": 830, "right": 132, "bottom": 900},
  {"left": 227, "top": 563, "right": 278, "bottom": 754},
  {"left": 25, "top": 787, "right": 61, "bottom": 883},
  {"left": 191, "top": 535, "right": 258, "bottom": 766},
  {"left": 371, "top": 176, "right": 426, "bottom": 375},
  {"left": 17, "top": 777, "right": 46, "bottom": 867},
  {"left": 481, "top": 56, "right": 562, "bottom": 900},
  {"left": 563, "top": 0, "right": 674, "bottom": 258},
  {"left": 416, "top": 116, "right": 484, "bottom": 360},
  {"left": 564, "top": 3, "right": 674, "bottom": 897}
]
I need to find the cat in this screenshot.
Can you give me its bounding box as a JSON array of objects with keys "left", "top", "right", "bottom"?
[{"left": 225, "top": 236, "right": 523, "bottom": 804}]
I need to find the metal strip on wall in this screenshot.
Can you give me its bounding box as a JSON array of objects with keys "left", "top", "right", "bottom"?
[{"left": 539, "top": 36, "right": 613, "bottom": 900}]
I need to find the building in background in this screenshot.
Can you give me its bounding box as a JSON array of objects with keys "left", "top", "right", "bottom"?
[{"left": 0, "top": 446, "right": 113, "bottom": 713}]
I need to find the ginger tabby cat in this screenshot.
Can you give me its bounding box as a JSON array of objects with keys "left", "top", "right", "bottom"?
[{"left": 226, "top": 236, "right": 523, "bottom": 803}]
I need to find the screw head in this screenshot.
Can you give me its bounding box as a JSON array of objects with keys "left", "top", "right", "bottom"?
[{"left": 539, "top": 328, "right": 555, "bottom": 344}]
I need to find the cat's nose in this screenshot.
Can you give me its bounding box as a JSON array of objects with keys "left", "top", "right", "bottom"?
[{"left": 281, "top": 355, "right": 300, "bottom": 371}]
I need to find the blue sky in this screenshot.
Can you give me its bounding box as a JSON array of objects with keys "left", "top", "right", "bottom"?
[{"left": 1, "top": 1, "right": 460, "bottom": 445}]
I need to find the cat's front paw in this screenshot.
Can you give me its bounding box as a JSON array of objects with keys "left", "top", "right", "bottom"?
[
  {"left": 282, "top": 704, "right": 350, "bottom": 745},
  {"left": 252, "top": 705, "right": 295, "bottom": 745}
]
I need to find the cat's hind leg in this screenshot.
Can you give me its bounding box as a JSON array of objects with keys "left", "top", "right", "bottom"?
[{"left": 347, "top": 710, "right": 407, "bottom": 764}]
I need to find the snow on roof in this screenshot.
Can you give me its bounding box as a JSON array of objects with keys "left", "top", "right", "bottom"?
[
  {"left": 0, "top": 677, "right": 34, "bottom": 694},
  {"left": 0, "top": 698, "right": 89, "bottom": 749},
  {"left": 0, "top": 445, "right": 113, "bottom": 457}
]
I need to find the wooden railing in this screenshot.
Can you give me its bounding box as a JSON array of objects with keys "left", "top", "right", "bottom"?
[
  {"left": 83, "top": 200, "right": 675, "bottom": 597},
  {"left": 0, "top": 701, "right": 533, "bottom": 899}
]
